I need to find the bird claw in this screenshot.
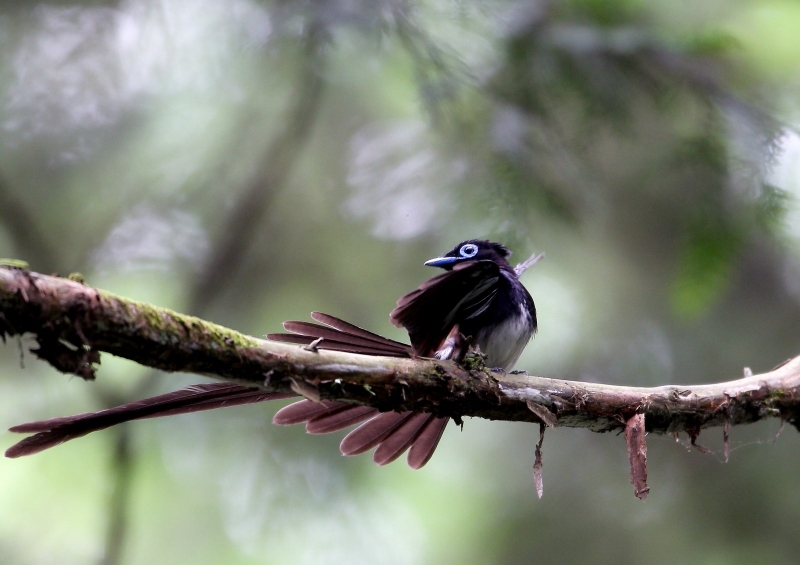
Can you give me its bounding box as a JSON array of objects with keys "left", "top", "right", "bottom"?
[{"left": 510, "top": 369, "right": 529, "bottom": 375}]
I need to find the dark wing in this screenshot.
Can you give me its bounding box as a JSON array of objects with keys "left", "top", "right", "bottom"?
[{"left": 390, "top": 260, "right": 500, "bottom": 356}]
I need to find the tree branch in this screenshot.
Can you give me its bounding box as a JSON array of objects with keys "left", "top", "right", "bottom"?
[{"left": 3, "top": 264, "right": 799, "bottom": 437}]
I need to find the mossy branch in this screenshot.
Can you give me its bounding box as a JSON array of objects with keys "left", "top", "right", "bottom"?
[
  {"left": 3, "top": 263, "right": 799, "bottom": 431},
  {"left": 3, "top": 264, "right": 800, "bottom": 497}
]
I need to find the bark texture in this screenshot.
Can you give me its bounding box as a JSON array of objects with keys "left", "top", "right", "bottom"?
[{"left": 2, "top": 264, "right": 800, "bottom": 437}]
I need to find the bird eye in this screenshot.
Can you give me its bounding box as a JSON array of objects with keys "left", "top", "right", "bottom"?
[{"left": 459, "top": 244, "right": 478, "bottom": 258}]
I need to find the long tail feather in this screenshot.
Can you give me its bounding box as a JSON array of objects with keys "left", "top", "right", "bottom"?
[
  {"left": 407, "top": 417, "right": 448, "bottom": 469},
  {"left": 339, "top": 412, "right": 416, "bottom": 456},
  {"left": 282, "top": 321, "right": 404, "bottom": 352},
  {"left": 273, "top": 399, "right": 378, "bottom": 434},
  {"left": 272, "top": 399, "right": 343, "bottom": 425},
  {"left": 309, "top": 312, "right": 411, "bottom": 350},
  {"left": 267, "top": 313, "right": 412, "bottom": 358},
  {"left": 267, "top": 313, "right": 451, "bottom": 469},
  {"left": 266, "top": 333, "right": 405, "bottom": 356},
  {"left": 372, "top": 413, "right": 432, "bottom": 466},
  {"left": 9, "top": 312, "right": 450, "bottom": 470},
  {"left": 6, "top": 383, "right": 294, "bottom": 458},
  {"left": 305, "top": 405, "right": 378, "bottom": 434}
]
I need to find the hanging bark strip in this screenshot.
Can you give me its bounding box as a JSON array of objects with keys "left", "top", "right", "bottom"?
[{"left": 625, "top": 414, "right": 649, "bottom": 500}]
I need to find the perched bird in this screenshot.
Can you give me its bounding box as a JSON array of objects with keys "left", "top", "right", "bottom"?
[{"left": 6, "top": 240, "right": 538, "bottom": 469}]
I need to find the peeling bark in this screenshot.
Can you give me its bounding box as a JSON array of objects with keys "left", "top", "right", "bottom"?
[{"left": 625, "top": 414, "right": 649, "bottom": 500}]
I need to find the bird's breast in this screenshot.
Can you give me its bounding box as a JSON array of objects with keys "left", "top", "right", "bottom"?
[{"left": 474, "top": 301, "right": 536, "bottom": 371}]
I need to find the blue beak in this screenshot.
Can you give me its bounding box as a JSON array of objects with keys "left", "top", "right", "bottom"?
[{"left": 424, "top": 256, "right": 459, "bottom": 268}]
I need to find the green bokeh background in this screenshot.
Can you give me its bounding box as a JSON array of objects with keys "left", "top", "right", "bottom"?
[{"left": 1, "top": 1, "right": 800, "bottom": 563}]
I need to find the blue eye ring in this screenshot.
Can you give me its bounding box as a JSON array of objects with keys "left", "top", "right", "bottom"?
[{"left": 459, "top": 244, "right": 478, "bottom": 258}]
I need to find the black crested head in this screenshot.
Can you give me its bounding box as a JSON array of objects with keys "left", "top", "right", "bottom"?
[{"left": 424, "top": 239, "right": 512, "bottom": 271}]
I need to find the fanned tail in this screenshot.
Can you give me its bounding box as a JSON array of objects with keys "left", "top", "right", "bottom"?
[
  {"left": 6, "top": 383, "right": 294, "bottom": 458},
  {"left": 9, "top": 312, "right": 450, "bottom": 469},
  {"left": 268, "top": 313, "right": 448, "bottom": 469},
  {"left": 406, "top": 416, "right": 448, "bottom": 469},
  {"left": 267, "top": 312, "right": 413, "bottom": 357},
  {"left": 342, "top": 412, "right": 448, "bottom": 469},
  {"left": 272, "top": 402, "right": 446, "bottom": 469}
]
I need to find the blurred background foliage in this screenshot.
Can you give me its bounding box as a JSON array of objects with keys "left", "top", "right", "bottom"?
[{"left": 1, "top": 0, "right": 800, "bottom": 563}]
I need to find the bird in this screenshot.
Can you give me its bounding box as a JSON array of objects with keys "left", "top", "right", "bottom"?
[{"left": 5, "top": 240, "right": 538, "bottom": 469}]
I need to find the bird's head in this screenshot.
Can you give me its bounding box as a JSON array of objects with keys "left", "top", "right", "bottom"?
[{"left": 424, "top": 240, "right": 511, "bottom": 271}]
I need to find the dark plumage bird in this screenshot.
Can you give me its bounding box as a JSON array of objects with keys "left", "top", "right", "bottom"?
[{"left": 6, "top": 240, "right": 537, "bottom": 469}]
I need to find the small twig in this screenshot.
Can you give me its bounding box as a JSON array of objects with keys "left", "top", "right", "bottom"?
[
  {"left": 533, "top": 423, "right": 546, "bottom": 499},
  {"left": 526, "top": 400, "right": 557, "bottom": 428},
  {"left": 774, "top": 419, "right": 785, "bottom": 443},
  {"left": 723, "top": 415, "right": 731, "bottom": 463},
  {"left": 690, "top": 433, "right": 711, "bottom": 454}
]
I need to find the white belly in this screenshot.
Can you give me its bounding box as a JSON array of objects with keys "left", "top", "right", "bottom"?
[{"left": 474, "top": 303, "right": 535, "bottom": 370}]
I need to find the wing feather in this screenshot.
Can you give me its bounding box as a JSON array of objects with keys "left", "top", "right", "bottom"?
[{"left": 390, "top": 260, "right": 500, "bottom": 356}]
